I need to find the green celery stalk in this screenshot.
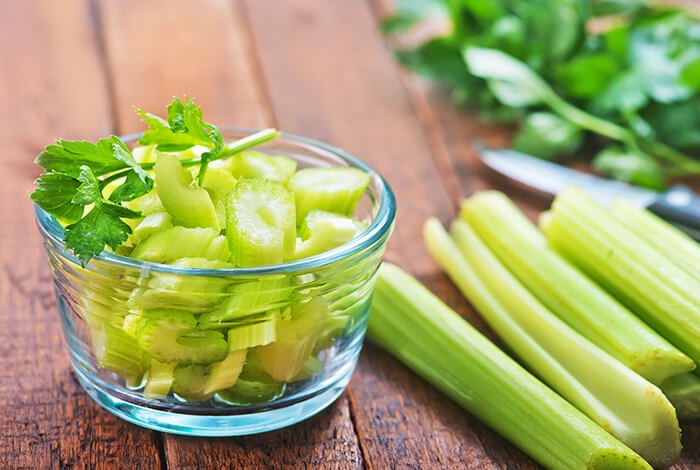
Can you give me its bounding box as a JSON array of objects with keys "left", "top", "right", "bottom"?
[
  {"left": 610, "top": 199, "right": 700, "bottom": 280},
  {"left": 661, "top": 372, "right": 700, "bottom": 421},
  {"left": 542, "top": 187, "right": 700, "bottom": 367},
  {"left": 459, "top": 191, "right": 694, "bottom": 385},
  {"left": 425, "top": 218, "right": 680, "bottom": 468},
  {"left": 368, "top": 262, "right": 653, "bottom": 470}
]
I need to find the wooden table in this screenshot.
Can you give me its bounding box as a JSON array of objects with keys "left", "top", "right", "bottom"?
[{"left": 2, "top": 1, "right": 698, "bottom": 468}]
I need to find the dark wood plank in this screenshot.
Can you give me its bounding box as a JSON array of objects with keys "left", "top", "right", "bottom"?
[
  {"left": 369, "top": 1, "right": 700, "bottom": 468},
  {"left": 97, "top": 0, "right": 363, "bottom": 467},
  {"left": 242, "top": 1, "right": 538, "bottom": 468},
  {"left": 0, "top": 1, "right": 162, "bottom": 468}
]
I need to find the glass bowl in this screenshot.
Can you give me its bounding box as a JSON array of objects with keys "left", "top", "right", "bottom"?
[{"left": 34, "top": 129, "right": 396, "bottom": 436}]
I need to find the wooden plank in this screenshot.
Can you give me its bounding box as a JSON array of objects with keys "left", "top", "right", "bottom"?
[
  {"left": 369, "top": 2, "right": 700, "bottom": 468},
  {"left": 97, "top": 0, "right": 363, "bottom": 467},
  {"left": 0, "top": 1, "right": 162, "bottom": 468},
  {"left": 242, "top": 0, "right": 536, "bottom": 468}
]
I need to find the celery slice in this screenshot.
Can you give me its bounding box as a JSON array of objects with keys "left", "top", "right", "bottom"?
[
  {"left": 230, "top": 151, "right": 297, "bottom": 184},
  {"left": 143, "top": 359, "right": 176, "bottom": 399},
  {"left": 289, "top": 167, "right": 370, "bottom": 223},
  {"left": 227, "top": 316, "right": 277, "bottom": 350},
  {"left": 292, "top": 210, "right": 361, "bottom": 260},
  {"left": 203, "top": 348, "right": 248, "bottom": 395},
  {"left": 459, "top": 191, "right": 694, "bottom": 385},
  {"left": 369, "top": 263, "right": 652, "bottom": 470},
  {"left": 91, "top": 321, "right": 146, "bottom": 384},
  {"left": 131, "top": 226, "right": 229, "bottom": 263},
  {"left": 130, "top": 212, "right": 172, "bottom": 246},
  {"left": 426, "top": 219, "right": 680, "bottom": 467},
  {"left": 543, "top": 187, "right": 700, "bottom": 367},
  {"left": 154, "top": 153, "right": 219, "bottom": 230},
  {"left": 661, "top": 372, "right": 700, "bottom": 421},
  {"left": 172, "top": 364, "right": 214, "bottom": 401},
  {"left": 201, "top": 167, "right": 237, "bottom": 228},
  {"left": 226, "top": 178, "right": 296, "bottom": 267},
  {"left": 216, "top": 377, "right": 286, "bottom": 405},
  {"left": 610, "top": 199, "right": 700, "bottom": 280}
]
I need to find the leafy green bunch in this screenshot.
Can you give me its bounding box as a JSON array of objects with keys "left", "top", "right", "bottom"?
[
  {"left": 31, "top": 97, "right": 279, "bottom": 265},
  {"left": 385, "top": 0, "right": 700, "bottom": 188}
]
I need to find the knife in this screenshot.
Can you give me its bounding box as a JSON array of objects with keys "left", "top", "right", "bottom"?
[{"left": 478, "top": 146, "right": 700, "bottom": 241}]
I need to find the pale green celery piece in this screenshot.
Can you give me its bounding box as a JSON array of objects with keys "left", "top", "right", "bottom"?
[
  {"left": 203, "top": 349, "right": 248, "bottom": 395},
  {"left": 426, "top": 219, "right": 681, "bottom": 468},
  {"left": 127, "top": 258, "right": 232, "bottom": 312},
  {"left": 230, "top": 151, "right": 297, "bottom": 184},
  {"left": 459, "top": 191, "right": 694, "bottom": 385},
  {"left": 123, "top": 187, "right": 165, "bottom": 216},
  {"left": 610, "top": 199, "right": 700, "bottom": 280},
  {"left": 257, "top": 297, "right": 327, "bottom": 382},
  {"left": 136, "top": 310, "right": 228, "bottom": 364},
  {"left": 543, "top": 187, "right": 700, "bottom": 367},
  {"left": 90, "top": 321, "right": 146, "bottom": 384},
  {"left": 201, "top": 167, "right": 237, "bottom": 228},
  {"left": 154, "top": 152, "right": 219, "bottom": 230},
  {"left": 226, "top": 178, "right": 296, "bottom": 266},
  {"left": 144, "top": 359, "right": 176, "bottom": 399},
  {"left": 123, "top": 311, "right": 142, "bottom": 337},
  {"left": 288, "top": 167, "right": 370, "bottom": 224},
  {"left": 291, "top": 355, "right": 323, "bottom": 381},
  {"left": 227, "top": 315, "right": 278, "bottom": 350},
  {"left": 368, "top": 262, "right": 652, "bottom": 470},
  {"left": 661, "top": 372, "right": 700, "bottom": 421},
  {"left": 130, "top": 212, "right": 173, "bottom": 246},
  {"left": 131, "top": 226, "right": 226, "bottom": 263},
  {"left": 216, "top": 376, "right": 286, "bottom": 405},
  {"left": 172, "top": 364, "right": 214, "bottom": 401},
  {"left": 132, "top": 144, "right": 155, "bottom": 163},
  {"left": 292, "top": 210, "right": 361, "bottom": 260}
]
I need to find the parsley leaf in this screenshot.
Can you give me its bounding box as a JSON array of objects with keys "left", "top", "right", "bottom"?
[
  {"left": 30, "top": 172, "right": 83, "bottom": 224},
  {"left": 35, "top": 137, "right": 127, "bottom": 177}
]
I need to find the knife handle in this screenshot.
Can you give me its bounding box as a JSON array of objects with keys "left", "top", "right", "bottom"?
[{"left": 648, "top": 186, "right": 700, "bottom": 241}]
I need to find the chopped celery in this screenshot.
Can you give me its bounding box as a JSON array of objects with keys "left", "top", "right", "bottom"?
[
  {"left": 291, "top": 355, "right": 323, "bottom": 381},
  {"left": 288, "top": 167, "right": 370, "bottom": 223},
  {"left": 256, "top": 298, "right": 326, "bottom": 381},
  {"left": 201, "top": 167, "right": 237, "bottom": 228},
  {"left": 227, "top": 316, "right": 277, "bottom": 350},
  {"left": 369, "top": 263, "right": 652, "bottom": 470},
  {"left": 292, "top": 210, "right": 362, "bottom": 260},
  {"left": 661, "top": 372, "right": 700, "bottom": 421},
  {"left": 610, "top": 199, "right": 700, "bottom": 280},
  {"left": 91, "top": 321, "right": 146, "bottom": 384},
  {"left": 217, "top": 377, "right": 286, "bottom": 405},
  {"left": 543, "top": 187, "right": 700, "bottom": 367},
  {"left": 230, "top": 151, "right": 297, "bottom": 184},
  {"left": 144, "top": 359, "right": 176, "bottom": 399},
  {"left": 123, "top": 187, "right": 165, "bottom": 216},
  {"left": 425, "top": 219, "right": 680, "bottom": 467},
  {"left": 226, "top": 178, "right": 296, "bottom": 267},
  {"left": 130, "top": 212, "right": 172, "bottom": 246},
  {"left": 203, "top": 348, "right": 248, "bottom": 395},
  {"left": 136, "top": 310, "right": 228, "bottom": 364},
  {"left": 459, "top": 191, "right": 694, "bottom": 385},
  {"left": 172, "top": 365, "right": 214, "bottom": 401},
  {"left": 131, "top": 226, "right": 230, "bottom": 263},
  {"left": 154, "top": 153, "right": 219, "bottom": 230}
]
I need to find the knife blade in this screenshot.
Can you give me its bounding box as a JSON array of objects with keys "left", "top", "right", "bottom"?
[{"left": 478, "top": 146, "right": 700, "bottom": 241}]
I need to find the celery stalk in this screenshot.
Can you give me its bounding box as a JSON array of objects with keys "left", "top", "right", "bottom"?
[
  {"left": 543, "top": 188, "right": 700, "bottom": 367},
  {"left": 610, "top": 199, "right": 700, "bottom": 280},
  {"left": 368, "top": 262, "right": 652, "bottom": 470},
  {"left": 661, "top": 372, "right": 700, "bottom": 421},
  {"left": 459, "top": 191, "right": 694, "bottom": 385},
  {"left": 425, "top": 218, "right": 680, "bottom": 467}
]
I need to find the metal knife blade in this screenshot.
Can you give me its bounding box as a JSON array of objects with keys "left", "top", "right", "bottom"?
[{"left": 478, "top": 146, "right": 700, "bottom": 240}]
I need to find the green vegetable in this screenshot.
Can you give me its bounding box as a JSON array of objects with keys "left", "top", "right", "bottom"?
[
  {"left": 292, "top": 210, "right": 362, "bottom": 260},
  {"left": 143, "top": 359, "right": 176, "bottom": 399},
  {"left": 425, "top": 218, "right": 680, "bottom": 467},
  {"left": 130, "top": 226, "right": 229, "bottom": 263},
  {"left": 385, "top": 2, "right": 700, "bottom": 187},
  {"left": 369, "top": 262, "right": 652, "bottom": 470},
  {"left": 459, "top": 191, "right": 694, "bottom": 385},
  {"left": 31, "top": 96, "right": 279, "bottom": 265},
  {"left": 202, "top": 348, "right": 247, "bottom": 396},
  {"left": 542, "top": 187, "right": 700, "bottom": 367},
  {"left": 661, "top": 372, "right": 700, "bottom": 421},
  {"left": 230, "top": 151, "right": 297, "bottom": 184}
]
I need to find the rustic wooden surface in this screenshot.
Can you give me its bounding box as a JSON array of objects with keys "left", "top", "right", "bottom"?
[{"left": 1, "top": 0, "right": 698, "bottom": 468}]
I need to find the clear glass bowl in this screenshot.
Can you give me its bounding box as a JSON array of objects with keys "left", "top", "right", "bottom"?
[{"left": 34, "top": 129, "right": 396, "bottom": 436}]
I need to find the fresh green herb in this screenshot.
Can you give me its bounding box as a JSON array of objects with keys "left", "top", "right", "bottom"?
[
  {"left": 31, "top": 97, "right": 280, "bottom": 265},
  {"left": 385, "top": 1, "right": 700, "bottom": 187}
]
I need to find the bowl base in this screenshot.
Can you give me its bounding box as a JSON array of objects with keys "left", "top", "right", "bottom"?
[{"left": 72, "top": 364, "right": 350, "bottom": 436}]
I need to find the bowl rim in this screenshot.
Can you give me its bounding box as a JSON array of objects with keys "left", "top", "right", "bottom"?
[{"left": 34, "top": 127, "right": 396, "bottom": 275}]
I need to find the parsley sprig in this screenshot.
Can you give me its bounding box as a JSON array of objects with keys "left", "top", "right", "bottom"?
[{"left": 31, "top": 97, "right": 280, "bottom": 266}]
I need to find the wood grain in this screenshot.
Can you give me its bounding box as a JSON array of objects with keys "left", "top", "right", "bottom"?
[
  {"left": 243, "top": 0, "right": 537, "bottom": 467},
  {"left": 0, "top": 1, "right": 162, "bottom": 468}
]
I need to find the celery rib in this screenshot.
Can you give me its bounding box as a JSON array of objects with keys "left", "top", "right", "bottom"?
[
  {"left": 369, "top": 262, "right": 652, "bottom": 470},
  {"left": 424, "top": 218, "right": 680, "bottom": 468},
  {"left": 543, "top": 188, "right": 700, "bottom": 367},
  {"left": 459, "top": 191, "right": 694, "bottom": 385}
]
